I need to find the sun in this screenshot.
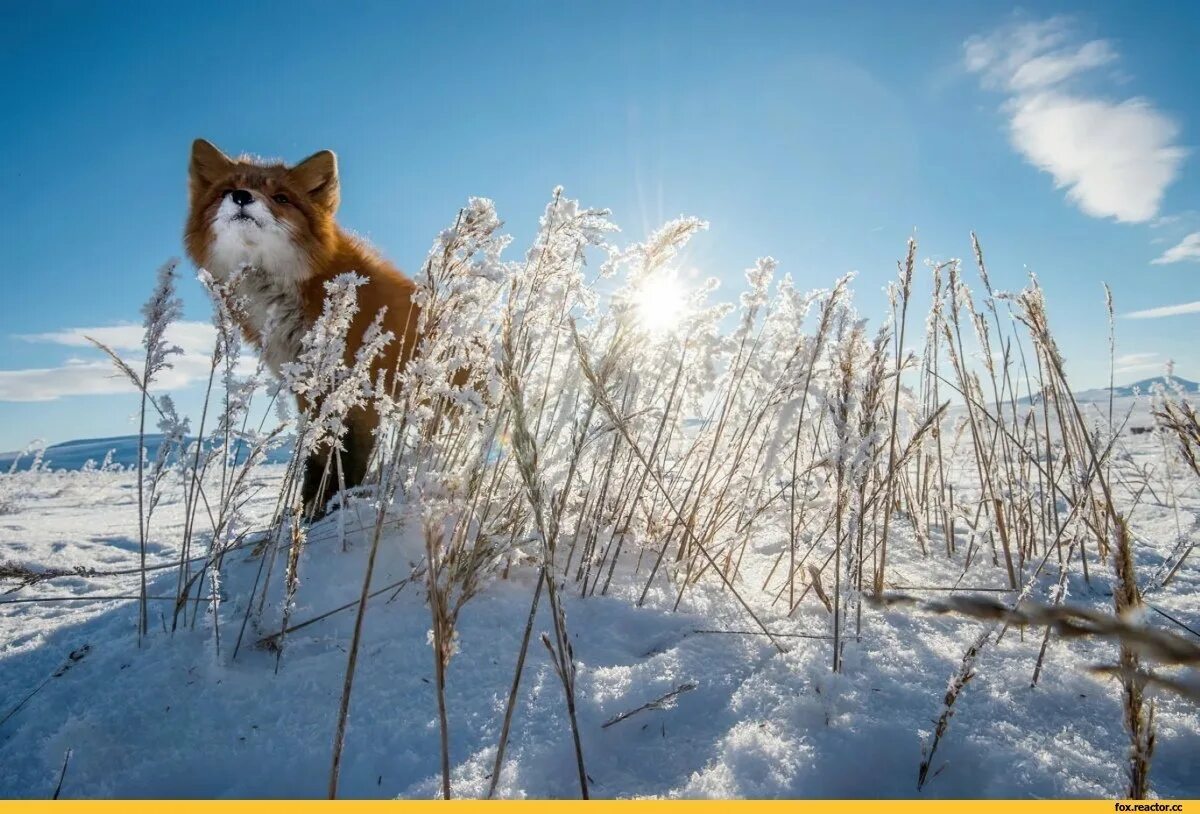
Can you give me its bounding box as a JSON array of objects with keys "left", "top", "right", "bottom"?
[{"left": 633, "top": 273, "right": 686, "bottom": 335}]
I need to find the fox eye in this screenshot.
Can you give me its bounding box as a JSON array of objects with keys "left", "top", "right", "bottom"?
[{"left": 272, "top": 193, "right": 290, "bottom": 205}]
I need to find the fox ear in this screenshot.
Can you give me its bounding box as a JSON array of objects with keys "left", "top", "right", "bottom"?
[
  {"left": 190, "top": 139, "right": 232, "bottom": 188},
  {"left": 290, "top": 150, "right": 339, "bottom": 212}
]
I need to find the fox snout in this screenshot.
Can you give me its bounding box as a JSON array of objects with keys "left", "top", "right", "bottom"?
[{"left": 215, "top": 188, "right": 274, "bottom": 229}]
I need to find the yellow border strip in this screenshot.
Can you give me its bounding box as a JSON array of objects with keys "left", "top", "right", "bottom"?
[{"left": 3, "top": 801, "right": 1194, "bottom": 812}]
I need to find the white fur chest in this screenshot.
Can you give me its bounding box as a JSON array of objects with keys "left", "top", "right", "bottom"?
[
  {"left": 206, "top": 205, "right": 313, "bottom": 375},
  {"left": 234, "top": 273, "right": 310, "bottom": 375}
]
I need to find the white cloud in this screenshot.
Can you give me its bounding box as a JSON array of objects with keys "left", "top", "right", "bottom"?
[
  {"left": 1151, "top": 232, "right": 1200, "bottom": 265},
  {"left": 965, "top": 16, "right": 1185, "bottom": 223},
  {"left": 1124, "top": 301, "right": 1200, "bottom": 319},
  {"left": 0, "top": 321, "right": 253, "bottom": 402},
  {"left": 965, "top": 20, "right": 1116, "bottom": 92},
  {"left": 17, "top": 321, "right": 219, "bottom": 355},
  {"left": 1008, "top": 94, "right": 1183, "bottom": 223},
  {"left": 1112, "top": 352, "right": 1165, "bottom": 377},
  {"left": 1114, "top": 352, "right": 1159, "bottom": 366}
]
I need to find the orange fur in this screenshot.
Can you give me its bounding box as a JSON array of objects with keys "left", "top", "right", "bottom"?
[{"left": 184, "top": 139, "right": 420, "bottom": 514}]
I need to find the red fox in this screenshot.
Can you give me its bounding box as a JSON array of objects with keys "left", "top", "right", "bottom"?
[{"left": 184, "top": 139, "right": 420, "bottom": 517}]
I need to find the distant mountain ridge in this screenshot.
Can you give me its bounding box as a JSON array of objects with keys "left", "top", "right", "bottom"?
[
  {"left": 1073, "top": 376, "right": 1199, "bottom": 402},
  {"left": 1, "top": 433, "right": 293, "bottom": 473},
  {"left": 1014, "top": 376, "right": 1198, "bottom": 407}
]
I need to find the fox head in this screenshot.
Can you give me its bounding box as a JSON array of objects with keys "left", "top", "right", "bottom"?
[{"left": 184, "top": 139, "right": 341, "bottom": 284}]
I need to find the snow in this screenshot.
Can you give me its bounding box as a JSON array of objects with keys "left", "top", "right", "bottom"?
[{"left": 1, "top": 410, "right": 1197, "bottom": 799}]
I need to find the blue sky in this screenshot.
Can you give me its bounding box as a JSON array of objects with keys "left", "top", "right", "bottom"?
[{"left": 1, "top": 1, "right": 1198, "bottom": 450}]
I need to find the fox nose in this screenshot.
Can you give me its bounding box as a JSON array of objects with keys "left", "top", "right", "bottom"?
[{"left": 230, "top": 189, "right": 253, "bottom": 207}]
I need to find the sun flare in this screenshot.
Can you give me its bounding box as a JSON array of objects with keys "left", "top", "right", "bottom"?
[{"left": 633, "top": 273, "right": 686, "bottom": 335}]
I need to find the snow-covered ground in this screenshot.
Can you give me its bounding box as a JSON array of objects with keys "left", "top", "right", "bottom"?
[{"left": 1, "top": 417, "right": 1197, "bottom": 799}]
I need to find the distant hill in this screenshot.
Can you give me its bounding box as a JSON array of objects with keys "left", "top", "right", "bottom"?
[
  {"left": 0, "top": 434, "right": 293, "bottom": 473},
  {"left": 1072, "top": 376, "right": 1199, "bottom": 403},
  {"left": 1016, "top": 376, "right": 1198, "bottom": 407}
]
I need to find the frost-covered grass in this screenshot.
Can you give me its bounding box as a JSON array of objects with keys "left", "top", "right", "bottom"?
[{"left": 1, "top": 190, "right": 1198, "bottom": 799}]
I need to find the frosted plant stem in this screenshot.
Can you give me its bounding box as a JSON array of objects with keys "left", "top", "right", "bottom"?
[
  {"left": 487, "top": 569, "right": 545, "bottom": 799},
  {"left": 135, "top": 376, "right": 149, "bottom": 644},
  {"left": 328, "top": 462, "right": 399, "bottom": 799}
]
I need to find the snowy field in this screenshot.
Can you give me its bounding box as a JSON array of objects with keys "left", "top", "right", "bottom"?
[
  {"left": 1, "top": 406, "right": 1197, "bottom": 800},
  {"left": 2, "top": 196, "right": 1198, "bottom": 800}
]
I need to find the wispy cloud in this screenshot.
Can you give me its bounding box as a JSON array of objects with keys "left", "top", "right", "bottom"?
[
  {"left": 965, "top": 16, "right": 1185, "bottom": 223},
  {"left": 1115, "top": 352, "right": 1160, "bottom": 366},
  {"left": 1113, "top": 351, "right": 1167, "bottom": 377},
  {"left": 0, "top": 321, "right": 250, "bottom": 402},
  {"left": 16, "top": 323, "right": 217, "bottom": 353},
  {"left": 1151, "top": 232, "right": 1200, "bottom": 265},
  {"left": 1124, "top": 301, "right": 1200, "bottom": 320}
]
